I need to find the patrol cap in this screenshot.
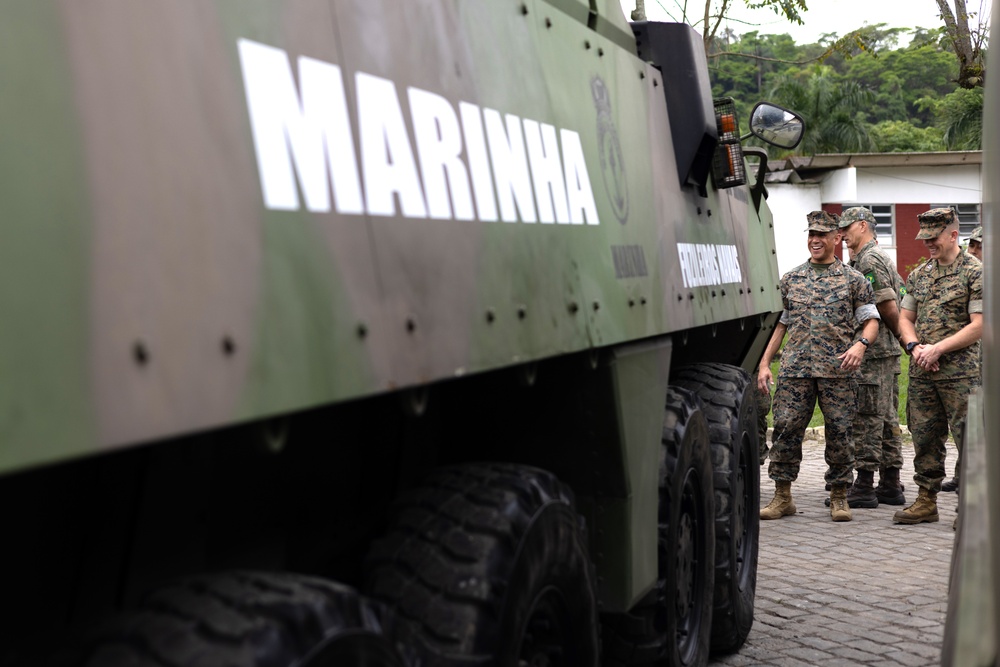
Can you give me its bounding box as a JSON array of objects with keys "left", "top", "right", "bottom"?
[
  {"left": 969, "top": 226, "right": 983, "bottom": 243},
  {"left": 839, "top": 206, "right": 876, "bottom": 228},
  {"left": 916, "top": 208, "right": 958, "bottom": 240},
  {"left": 805, "top": 210, "right": 839, "bottom": 233}
]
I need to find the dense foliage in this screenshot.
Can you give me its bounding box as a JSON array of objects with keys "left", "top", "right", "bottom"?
[{"left": 709, "top": 25, "right": 986, "bottom": 155}]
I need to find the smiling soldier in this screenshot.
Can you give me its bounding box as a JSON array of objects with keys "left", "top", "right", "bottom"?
[
  {"left": 757, "top": 211, "right": 880, "bottom": 522},
  {"left": 895, "top": 208, "right": 983, "bottom": 523}
]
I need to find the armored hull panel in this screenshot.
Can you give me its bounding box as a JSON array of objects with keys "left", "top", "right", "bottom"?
[{"left": 0, "top": 0, "right": 780, "bottom": 474}]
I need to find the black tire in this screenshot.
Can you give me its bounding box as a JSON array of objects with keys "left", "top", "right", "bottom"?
[
  {"left": 674, "top": 363, "right": 760, "bottom": 655},
  {"left": 63, "top": 571, "right": 406, "bottom": 666},
  {"left": 601, "top": 386, "right": 715, "bottom": 667},
  {"left": 365, "top": 463, "right": 600, "bottom": 667}
]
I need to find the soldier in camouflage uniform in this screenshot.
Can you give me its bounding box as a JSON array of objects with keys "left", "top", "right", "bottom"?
[
  {"left": 757, "top": 384, "right": 771, "bottom": 464},
  {"left": 755, "top": 362, "right": 772, "bottom": 464},
  {"left": 757, "top": 211, "right": 880, "bottom": 522},
  {"left": 834, "top": 207, "right": 907, "bottom": 507},
  {"left": 967, "top": 225, "right": 983, "bottom": 261},
  {"left": 895, "top": 208, "right": 983, "bottom": 524},
  {"left": 942, "top": 224, "right": 984, "bottom": 493}
]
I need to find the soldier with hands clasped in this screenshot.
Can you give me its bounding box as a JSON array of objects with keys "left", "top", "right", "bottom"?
[{"left": 894, "top": 208, "right": 982, "bottom": 524}]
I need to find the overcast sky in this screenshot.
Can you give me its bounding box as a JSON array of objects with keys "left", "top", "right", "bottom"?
[{"left": 620, "top": 1, "right": 989, "bottom": 45}]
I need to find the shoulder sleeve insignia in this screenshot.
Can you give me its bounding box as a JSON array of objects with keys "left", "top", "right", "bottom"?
[{"left": 864, "top": 272, "right": 875, "bottom": 285}]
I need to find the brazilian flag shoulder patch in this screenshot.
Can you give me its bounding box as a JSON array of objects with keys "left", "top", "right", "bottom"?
[{"left": 864, "top": 271, "right": 876, "bottom": 285}]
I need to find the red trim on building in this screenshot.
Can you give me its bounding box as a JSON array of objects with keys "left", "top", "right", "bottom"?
[
  {"left": 824, "top": 203, "right": 845, "bottom": 261},
  {"left": 894, "top": 204, "right": 929, "bottom": 280}
]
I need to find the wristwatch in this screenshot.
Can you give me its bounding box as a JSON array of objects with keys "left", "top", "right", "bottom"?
[
  {"left": 858, "top": 337, "right": 870, "bottom": 348},
  {"left": 905, "top": 341, "right": 919, "bottom": 355}
]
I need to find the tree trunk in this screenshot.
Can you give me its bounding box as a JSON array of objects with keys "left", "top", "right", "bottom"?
[{"left": 935, "top": 0, "right": 984, "bottom": 87}]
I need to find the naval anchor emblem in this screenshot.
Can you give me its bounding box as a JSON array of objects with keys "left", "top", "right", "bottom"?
[{"left": 592, "top": 77, "right": 629, "bottom": 225}]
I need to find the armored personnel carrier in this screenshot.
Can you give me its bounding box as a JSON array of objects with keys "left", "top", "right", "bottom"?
[{"left": 0, "top": 1, "right": 802, "bottom": 665}]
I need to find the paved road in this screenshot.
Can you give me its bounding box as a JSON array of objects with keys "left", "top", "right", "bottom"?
[{"left": 712, "top": 433, "right": 959, "bottom": 667}]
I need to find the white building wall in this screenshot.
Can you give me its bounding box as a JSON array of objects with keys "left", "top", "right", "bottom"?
[
  {"left": 766, "top": 183, "right": 822, "bottom": 276},
  {"left": 820, "top": 167, "right": 858, "bottom": 202},
  {"left": 848, "top": 166, "right": 982, "bottom": 204}
]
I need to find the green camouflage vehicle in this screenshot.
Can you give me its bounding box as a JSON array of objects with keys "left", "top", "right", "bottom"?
[
  {"left": 0, "top": 1, "right": 802, "bottom": 665},
  {"left": 943, "top": 0, "right": 997, "bottom": 664}
]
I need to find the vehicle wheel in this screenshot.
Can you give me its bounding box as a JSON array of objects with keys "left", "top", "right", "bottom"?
[
  {"left": 601, "top": 386, "right": 714, "bottom": 667},
  {"left": 365, "top": 463, "right": 600, "bottom": 666},
  {"left": 63, "top": 571, "right": 406, "bottom": 666},
  {"left": 674, "top": 363, "right": 760, "bottom": 654}
]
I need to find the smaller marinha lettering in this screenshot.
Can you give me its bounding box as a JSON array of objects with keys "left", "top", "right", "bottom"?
[{"left": 677, "top": 243, "right": 742, "bottom": 288}]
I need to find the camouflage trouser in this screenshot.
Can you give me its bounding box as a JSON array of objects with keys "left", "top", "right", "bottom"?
[
  {"left": 757, "top": 387, "right": 771, "bottom": 462},
  {"left": 908, "top": 376, "right": 979, "bottom": 492},
  {"left": 886, "top": 371, "right": 903, "bottom": 469},
  {"left": 767, "top": 377, "right": 857, "bottom": 486},
  {"left": 853, "top": 357, "right": 903, "bottom": 471}
]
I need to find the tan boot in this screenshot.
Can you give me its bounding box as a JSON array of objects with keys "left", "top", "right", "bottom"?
[
  {"left": 760, "top": 481, "right": 796, "bottom": 520},
  {"left": 829, "top": 485, "right": 852, "bottom": 522},
  {"left": 893, "top": 487, "right": 939, "bottom": 524}
]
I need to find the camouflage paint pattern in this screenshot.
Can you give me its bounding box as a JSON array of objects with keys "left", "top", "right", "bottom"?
[
  {"left": 0, "top": 0, "right": 782, "bottom": 475},
  {"left": 777, "top": 259, "right": 878, "bottom": 378},
  {"left": 908, "top": 377, "right": 979, "bottom": 492},
  {"left": 902, "top": 251, "right": 982, "bottom": 380},
  {"left": 767, "top": 377, "right": 857, "bottom": 486}
]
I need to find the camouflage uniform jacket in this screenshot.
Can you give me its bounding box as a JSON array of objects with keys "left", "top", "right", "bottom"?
[
  {"left": 849, "top": 239, "right": 904, "bottom": 360},
  {"left": 778, "top": 258, "right": 879, "bottom": 379},
  {"left": 902, "top": 249, "right": 983, "bottom": 380}
]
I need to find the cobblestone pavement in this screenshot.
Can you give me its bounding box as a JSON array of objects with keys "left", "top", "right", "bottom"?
[{"left": 712, "top": 431, "right": 959, "bottom": 667}]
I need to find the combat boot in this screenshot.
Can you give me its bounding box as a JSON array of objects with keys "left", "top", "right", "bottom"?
[
  {"left": 875, "top": 467, "right": 906, "bottom": 506},
  {"left": 846, "top": 469, "right": 878, "bottom": 508},
  {"left": 829, "top": 485, "right": 852, "bottom": 521},
  {"left": 825, "top": 469, "right": 879, "bottom": 508},
  {"left": 760, "top": 481, "right": 796, "bottom": 520},
  {"left": 893, "top": 487, "right": 939, "bottom": 524}
]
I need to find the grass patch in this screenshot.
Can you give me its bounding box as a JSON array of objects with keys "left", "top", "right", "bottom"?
[{"left": 766, "top": 353, "right": 909, "bottom": 428}]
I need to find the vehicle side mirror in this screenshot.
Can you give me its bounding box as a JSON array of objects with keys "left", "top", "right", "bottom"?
[{"left": 748, "top": 103, "right": 804, "bottom": 149}]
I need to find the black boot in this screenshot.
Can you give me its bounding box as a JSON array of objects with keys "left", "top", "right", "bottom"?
[
  {"left": 847, "top": 469, "right": 878, "bottom": 508},
  {"left": 942, "top": 477, "right": 959, "bottom": 492},
  {"left": 875, "top": 467, "right": 906, "bottom": 506}
]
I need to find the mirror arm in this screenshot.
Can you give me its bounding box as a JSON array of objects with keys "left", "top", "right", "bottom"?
[{"left": 743, "top": 147, "right": 769, "bottom": 212}]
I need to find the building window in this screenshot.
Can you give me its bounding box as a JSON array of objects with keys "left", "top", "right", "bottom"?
[
  {"left": 856, "top": 204, "right": 894, "bottom": 245},
  {"left": 931, "top": 203, "right": 981, "bottom": 240}
]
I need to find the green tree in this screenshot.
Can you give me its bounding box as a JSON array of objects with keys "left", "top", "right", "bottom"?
[
  {"left": 922, "top": 87, "right": 985, "bottom": 148},
  {"left": 840, "top": 42, "right": 956, "bottom": 125},
  {"left": 870, "top": 120, "right": 945, "bottom": 152},
  {"left": 765, "top": 65, "right": 876, "bottom": 154}
]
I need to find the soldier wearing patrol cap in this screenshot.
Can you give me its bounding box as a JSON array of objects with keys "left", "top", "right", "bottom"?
[
  {"left": 942, "top": 223, "right": 984, "bottom": 493},
  {"left": 827, "top": 207, "right": 907, "bottom": 508},
  {"left": 895, "top": 208, "right": 982, "bottom": 524},
  {"left": 757, "top": 211, "right": 880, "bottom": 522},
  {"left": 968, "top": 226, "right": 983, "bottom": 261}
]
